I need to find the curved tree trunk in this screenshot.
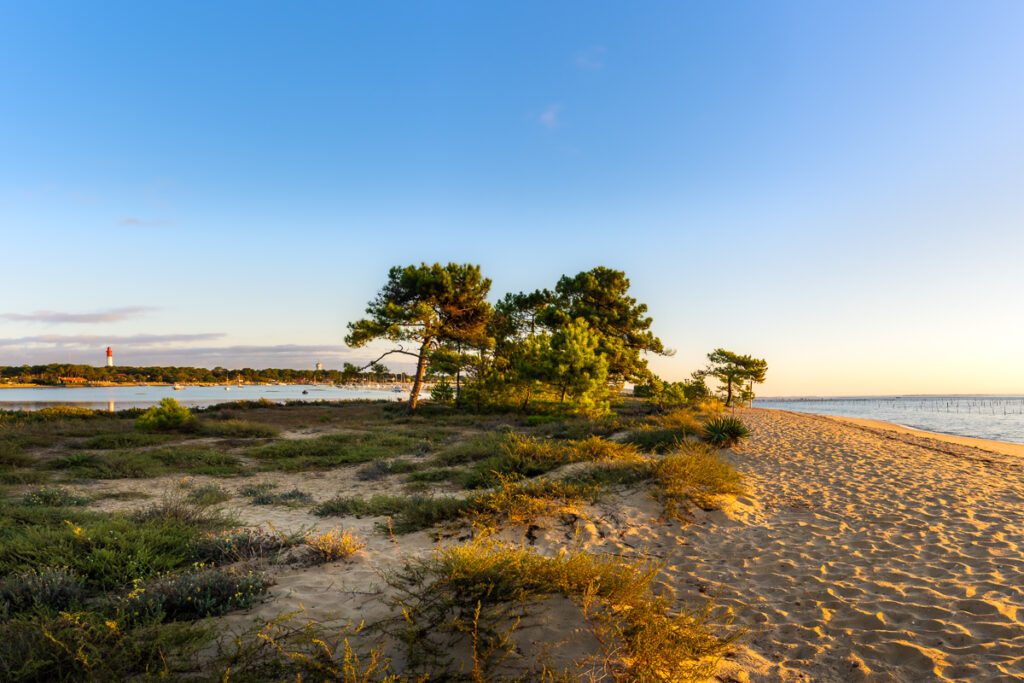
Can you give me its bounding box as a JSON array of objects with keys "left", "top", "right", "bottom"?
[{"left": 407, "top": 337, "right": 432, "bottom": 413}]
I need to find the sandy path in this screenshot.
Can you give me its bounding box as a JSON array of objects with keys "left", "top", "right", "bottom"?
[{"left": 663, "top": 408, "right": 1024, "bottom": 682}]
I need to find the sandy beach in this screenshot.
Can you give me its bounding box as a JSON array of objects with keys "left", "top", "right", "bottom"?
[
  {"left": 72, "top": 408, "right": 1024, "bottom": 680},
  {"left": 699, "top": 408, "right": 1024, "bottom": 681}
]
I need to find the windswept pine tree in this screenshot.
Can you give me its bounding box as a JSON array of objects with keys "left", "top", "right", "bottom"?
[{"left": 345, "top": 263, "right": 492, "bottom": 413}]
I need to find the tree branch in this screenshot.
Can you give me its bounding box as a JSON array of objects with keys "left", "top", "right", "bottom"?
[{"left": 356, "top": 347, "right": 420, "bottom": 372}]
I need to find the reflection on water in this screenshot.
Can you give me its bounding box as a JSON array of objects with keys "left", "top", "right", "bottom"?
[
  {"left": 754, "top": 395, "right": 1024, "bottom": 445},
  {"left": 0, "top": 385, "right": 409, "bottom": 412}
]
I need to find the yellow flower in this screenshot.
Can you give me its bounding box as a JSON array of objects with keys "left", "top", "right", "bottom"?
[{"left": 105, "top": 620, "right": 118, "bottom": 632}]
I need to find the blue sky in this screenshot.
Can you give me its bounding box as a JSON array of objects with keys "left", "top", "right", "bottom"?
[{"left": 2, "top": 2, "right": 1023, "bottom": 395}]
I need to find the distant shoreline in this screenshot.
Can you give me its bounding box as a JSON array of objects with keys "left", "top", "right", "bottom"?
[{"left": 756, "top": 406, "right": 1024, "bottom": 456}]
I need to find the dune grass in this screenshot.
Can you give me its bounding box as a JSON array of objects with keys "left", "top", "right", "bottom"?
[{"left": 388, "top": 541, "right": 738, "bottom": 681}]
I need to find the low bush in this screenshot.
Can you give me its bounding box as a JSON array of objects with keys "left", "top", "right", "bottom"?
[
  {"left": 136, "top": 398, "right": 198, "bottom": 433},
  {"left": 193, "top": 527, "right": 298, "bottom": 562},
  {"left": 357, "top": 458, "right": 420, "bottom": 481},
  {"left": 185, "top": 483, "right": 232, "bottom": 506},
  {"left": 21, "top": 486, "right": 91, "bottom": 507},
  {"left": 303, "top": 528, "right": 366, "bottom": 563},
  {"left": 124, "top": 565, "right": 271, "bottom": 622},
  {"left": 702, "top": 415, "right": 751, "bottom": 447},
  {"left": 242, "top": 483, "right": 313, "bottom": 506},
  {"left": 314, "top": 494, "right": 473, "bottom": 534},
  {"left": 0, "top": 500, "right": 228, "bottom": 591},
  {"left": 0, "top": 567, "right": 85, "bottom": 617}
]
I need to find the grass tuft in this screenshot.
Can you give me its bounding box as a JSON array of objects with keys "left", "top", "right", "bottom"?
[
  {"left": 388, "top": 541, "right": 738, "bottom": 680},
  {"left": 702, "top": 415, "right": 751, "bottom": 447},
  {"left": 303, "top": 528, "right": 366, "bottom": 563}
]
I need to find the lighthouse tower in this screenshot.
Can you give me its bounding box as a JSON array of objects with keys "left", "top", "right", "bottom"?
[{"left": 106, "top": 347, "right": 113, "bottom": 367}]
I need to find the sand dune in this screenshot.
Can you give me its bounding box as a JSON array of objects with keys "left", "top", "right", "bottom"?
[{"left": 81, "top": 408, "right": 1024, "bottom": 680}]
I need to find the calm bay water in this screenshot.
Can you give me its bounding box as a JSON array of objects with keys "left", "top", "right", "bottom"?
[
  {"left": 753, "top": 395, "right": 1024, "bottom": 445},
  {"left": 0, "top": 385, "right": 407, "bottom": 411}
]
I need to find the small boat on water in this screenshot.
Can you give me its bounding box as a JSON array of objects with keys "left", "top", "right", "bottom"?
[
  {"left": 391, "top": 385, "right": 403, "bottom": 392},
  {"left": 173, "top": 384, "right": 184, "bottom": 391}
]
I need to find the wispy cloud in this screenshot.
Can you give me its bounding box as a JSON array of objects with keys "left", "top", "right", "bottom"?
[
  {"left": 120, "top": 217, "right": 171, "bottom": 227},
  {"left": 1, "top": 307, "right": 157, "bottom": 324},
  {"left": 0, "top": 342, "right": 386, "bottom": 371},
  {"left": 574, "top": 45, "right": 606, "bottom": 71},
  {"left": 539, "top": 104, "right": 562, "bottom": 129},
  {"left": 0, "top": 333, "right": 225, "bottom": 348}
]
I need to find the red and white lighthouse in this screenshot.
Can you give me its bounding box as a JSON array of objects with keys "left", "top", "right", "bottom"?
[{"left": 106, "top": 347, "right": 113, "bottom": 367}]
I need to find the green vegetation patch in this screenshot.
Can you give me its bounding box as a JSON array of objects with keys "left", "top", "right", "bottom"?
[
  {"left": 240, "top": 482, "right": 313, "bottom": 506},
  {"left": 0, "top": 500, "right": 229, "bottom": 592},
  {"left": 21, "top": 487, "right": 91, "bottom": 507},
  {"left": 248, "top": 431, "right": 439, "bottom": 471},
  {"left": 124, "top": 566, "right": 271, "bottom": 623},
  {"left": 78, "top": 431, "right": 175, "bottom": 450},
  {"left": 313, "top": 494, "right": 474, "bottom": 534},
  {"left": 51, "top": 446, "right": 243, "bottom": 479},
  {"left": 185, "top": 483, "right": 232, "bottom": 506},
  {"left": 201, "top": 419, "right": 280, "bottom": 439}
]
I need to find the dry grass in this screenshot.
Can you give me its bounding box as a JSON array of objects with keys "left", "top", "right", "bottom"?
[{"left": 304, "top": 528, "right": 367, "bottom": 563}]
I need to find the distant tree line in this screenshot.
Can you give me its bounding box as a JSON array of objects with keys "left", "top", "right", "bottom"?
[{"left": 0, "top": 364, "right": 407, "bottom": 386}]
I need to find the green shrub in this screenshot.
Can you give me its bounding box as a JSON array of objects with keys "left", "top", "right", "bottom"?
[
  {"left": 34, "top": 406, "right": 98, "bottom": 420},
  {"left": 701, "top": 415, "right": 751, "bottom": 447},
  {"left": 0, "top": 567, "right": 85, "bottom": 616},
  {"left": 241, "top": 483, "right": 312, "bottom": 506},
  {"left": 313, "top": 494, "right": 473, "bottom": 534},
  {"left": 429, "top": 380, "right": 454, "bottom": 403},
  {"left": 357, "top": 458, "right": 420, "bottom": 481},
  {"left": 193, "top": 527, "right": 298, "bottom": 563},
  {"left": 124, "top": 566, "right": 271, "bottom": 622},
  {"left": 0, "top": 501, "right": 227, "bottom": 591},
  {"left": 185, "top": 484, "right": 231, "bottom": 506},
  {"left": 135, "top": 398, "right": 197, "bottom": 433},
  {"left": 21, "top": 486, "right": 91, "bottom": 507}
]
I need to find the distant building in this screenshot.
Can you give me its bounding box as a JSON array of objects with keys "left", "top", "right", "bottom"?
[
  {"left": 316, "top": 361, "right": 323, "bottom": 372},
  {"left": 106, "top": 347, "right": 113, "bottom": 367}
]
